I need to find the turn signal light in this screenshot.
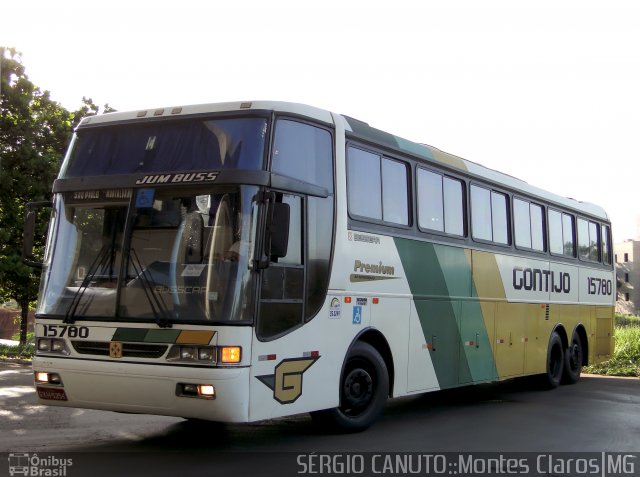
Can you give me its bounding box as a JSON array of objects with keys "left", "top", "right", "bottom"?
[{"left": 220, "top": 346, "right": 241, "bottom": 363}]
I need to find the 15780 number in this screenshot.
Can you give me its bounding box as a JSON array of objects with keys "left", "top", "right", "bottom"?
[
  {"left": 587, "top": 277, "right": 612, "bottom": 296},
  {"left": 42, "top": 324, "right": 89, "bottom": 338}
]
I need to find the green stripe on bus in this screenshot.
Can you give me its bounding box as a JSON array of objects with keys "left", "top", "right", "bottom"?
[
  {"left": 112, "top": 328, "right": 148, "bottom": 342},
  {"left": 394, "top": 238, "right": 497, "bottom": 388},
  {"left": 145, "top": 329, "right": 182, "bottom": 343},
  {"left": 112, "top": 328, "right": 182, "bottom": 343}
]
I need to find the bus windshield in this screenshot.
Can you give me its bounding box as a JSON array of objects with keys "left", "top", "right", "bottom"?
[{"left": 37, "top": 185, "right": 258, "bottom": 325}]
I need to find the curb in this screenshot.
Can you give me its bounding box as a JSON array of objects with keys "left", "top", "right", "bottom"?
[{"left": 0, "top": 357, "right": 32, "bottom": 365}]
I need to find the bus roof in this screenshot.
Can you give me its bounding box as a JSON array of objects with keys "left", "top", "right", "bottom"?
[{"left": 78, "top": 100, "right": 609, "bottom": 222}]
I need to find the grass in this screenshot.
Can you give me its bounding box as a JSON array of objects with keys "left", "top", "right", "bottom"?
[{"left": 584, "top": 314, "right": 640, "bottom": 377}]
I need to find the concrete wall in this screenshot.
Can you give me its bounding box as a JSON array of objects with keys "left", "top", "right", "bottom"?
[{"left": 0, "top": 308, "right": 36, "bottom": 340}]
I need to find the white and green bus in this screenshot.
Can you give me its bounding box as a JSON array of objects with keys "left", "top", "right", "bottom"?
[{"left": 25, "top": 101, "right": 614, "bottom": 432}]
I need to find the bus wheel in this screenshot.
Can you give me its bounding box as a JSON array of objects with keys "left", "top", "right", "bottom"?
[
  {"left": 312, "top": 341, "right": 388, "bottom": 433},
  {"left": 562, "top": 333, "right": 583, "bottom": 385},
  {"left": 543, "top": 332, "right": 564, "bottom": 389}
]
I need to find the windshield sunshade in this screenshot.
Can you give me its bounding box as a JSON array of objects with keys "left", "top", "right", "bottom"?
[{"left": 60, "top": 117, "right": 268, "bottom": 177}]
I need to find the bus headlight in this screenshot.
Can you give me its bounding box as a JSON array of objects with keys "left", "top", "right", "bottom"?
[
  {"left": 37, "top": 339, "right": 51, "bottom": 352},
  {"left": 167, "top": 345, "right": 215, "bottom": 363},
  {"left": 51, "top": 340, "right": 67, "bottom": 352},
  {"left": 180, "top": 346, "right": 196, "bottom": 360},
  {"left": 37, "top": 338, "right": 69, "bottom": 356},
  {"left": 198, "top": 348, "right": 215, "bottom": 361}
]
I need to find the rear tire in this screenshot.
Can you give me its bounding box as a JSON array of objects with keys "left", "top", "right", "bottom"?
[
  {"left": 311, "top": 341, "right": 388, "bottom": 433},
  {"left": 543, "top": 332, "right": 564, "bottom": 389},
  {"left": 562, "top": 332, "right": 583, "bottom": 385}
]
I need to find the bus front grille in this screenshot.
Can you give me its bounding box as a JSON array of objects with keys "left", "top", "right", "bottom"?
[{"left": 71, "top": 341, "right": 168, "bottom": 359}]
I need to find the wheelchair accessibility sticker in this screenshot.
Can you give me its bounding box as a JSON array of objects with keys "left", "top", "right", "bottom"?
[{"left": 352, "top": 306, "right": 362, "bottom": 325}]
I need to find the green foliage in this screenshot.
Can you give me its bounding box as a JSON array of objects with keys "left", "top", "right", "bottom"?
[
  {"left": 11, "top": 330, "right": 34, "bottom": 342},
  {"left": 0, "top": 46, "right": 115, "bottom": 344},
  {"left": 0, "top": 47, "right": 69, "bottom": 311},
  {"left": 0, "top": 341, "right": 34, "bottom": 360},
  {"left": 0, "top": 330, "right": 34, "bottom": 360},
  {"left": 585, "top": 316, "right": 640, "bottom": 377},
  {"left": 615, "top": 313, "right": 640, "bottom": 327}
]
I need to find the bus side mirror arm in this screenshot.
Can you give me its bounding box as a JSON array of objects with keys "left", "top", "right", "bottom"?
[{"left": 23, "top": 201, "right": 53, "bottom": 269}]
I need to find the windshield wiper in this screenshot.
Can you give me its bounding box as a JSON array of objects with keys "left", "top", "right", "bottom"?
[
  {"left": 64, "top": 244, "right": 113, "bottom": 324},
  {"left": 128, "top": 248, "right": 172, "bottom": 328}
]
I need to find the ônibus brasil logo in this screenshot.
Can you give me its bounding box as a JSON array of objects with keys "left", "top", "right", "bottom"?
[{"left": 8, "top": 453, "right": 73, "bottom": 476}]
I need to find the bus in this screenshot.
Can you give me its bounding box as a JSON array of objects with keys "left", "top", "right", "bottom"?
[{"left": 24, "top": 101, "right": 615, "bottom": 432}]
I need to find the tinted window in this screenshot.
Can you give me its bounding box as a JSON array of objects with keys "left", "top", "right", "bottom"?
[
  {"left": 514, "top": 198, "right": 532, "bottom": 248},
  {"left": 382, "top": 158, "right": 409, "bottom": 225},
  {"left": 272, "top": 120, "right": 333, "bottom": 191},
  {"left": 259, "top": 194, "right": 304, "bottom": 339},
  {"left": 530, "top": 204, "right": 544, "bottom": 251},
  {"left": 491, "top": 192, "right": 508, "bottom": 244},
  {"left": 602, "top": 224, "right": 612, "bottom": 265},
  {"left": 550, "top": 209, "right": 575, "bottom": 257},
  {"left": 578, "top": 218, "right": 600, "bottom": 261},
  {"left": 417, "top": 169, "right": 444, "bottom": 232},
  {"left": 347, "top": 146, "right": 409, "bottom": 226},
  {"left": 306, "top": 196, "right": 333, "bottom": 321},
  {"left": 588, "top": 221, "right": 599, "bottom": 261},
  {"left": 347, "top": 147, "right": 382, "bottom": 220},
  {"left": 577, "top": 219, "right": 589, "bottom": 259},
  {"left": 443, "top": 177, "right": 464, "bottom": 236},
  {"left": 562, "top": 213, "right": 575, "bottom": 256},
  {"left": 417, "top": 169, "right": 464, "bottom": 236},
  {"left": 514, "top": 198, "right": 544, "bottom": 252},
  {"left": 471, "top": 185, "right": 492, "bottom": 241},
  {"left": 549, "top": 210, "right": 563, "bottom": 254},
  {"left": 471, "top": 185, "right": 508, "bottom": 244},
  {"left": 63, "top": 117, "right": 268, "bottom": 177}
]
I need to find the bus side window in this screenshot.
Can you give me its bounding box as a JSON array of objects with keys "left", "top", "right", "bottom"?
[
  {"left": 602, "top": 224, "right": 612, "bottom": 265},
  {"left": 514, "top": 198, "right": 545, "bottom": 252},
  {"left": 549, "top": 209, "right": 575, "bottom": 257},
  {"left": 272, "top": 119, "right": 333, "bottom": 192},
  {"left": 347, "top": 146, "right": 409, "bottom": 226},
  {"left": 471, "top": 185, "right": 508, "bottom": 244},
  {"left": 258, "top": 194, "right": 304, "bottom": 339},
  {"left": 417, "top": 168, "right": 464, "bottom": 236},
  {"left": 348, "top": 147, "right": 382, "bottom": 220},
  {"left": 578, "top": 218, "right": 600, "bottom": 261}
]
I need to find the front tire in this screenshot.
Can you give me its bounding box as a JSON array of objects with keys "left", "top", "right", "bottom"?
[
  {"left": 312, "top": 341, "right": 389, "bottom": 433},
  {"left": 562, "top": 333, "right": 583, "bottom": 385}
]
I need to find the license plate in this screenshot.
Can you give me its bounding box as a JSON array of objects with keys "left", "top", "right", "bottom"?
[{"left": 37, "top": 387, "right": 68, "bottom": 401}]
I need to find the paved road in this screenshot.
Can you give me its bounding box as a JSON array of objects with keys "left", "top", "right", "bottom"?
[{"left": 1, "top": 361, "right": 638, "bottom": 476}]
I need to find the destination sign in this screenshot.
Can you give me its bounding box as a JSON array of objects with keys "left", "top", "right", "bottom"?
[{"left": 65, "top": 189, "right": 133, "bottom": 204}]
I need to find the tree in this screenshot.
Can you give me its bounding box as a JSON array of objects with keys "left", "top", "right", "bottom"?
[{"left": 0, "top": 47, "right": 114, "bottom": 344}]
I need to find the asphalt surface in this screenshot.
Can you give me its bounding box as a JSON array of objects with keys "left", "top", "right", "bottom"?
[{"left": 1, "top": 361, "right": 638, "bottom": 476}]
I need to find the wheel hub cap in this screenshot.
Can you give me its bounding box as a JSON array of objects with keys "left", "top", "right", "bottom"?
[{"left": 343, "top": 369, "right": 373, "bottom": 408}]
